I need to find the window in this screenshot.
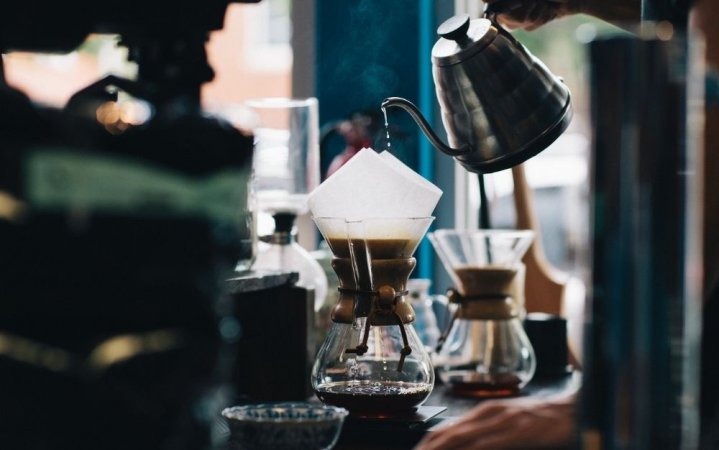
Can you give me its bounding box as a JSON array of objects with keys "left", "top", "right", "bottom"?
[
  {"left": 203, "top": 1, "right": 293, "bottom": 106},
  {"left": 3, "top": 35, "right": 133, "bottom": 107},
  {"left": 239, "top": 0, "right": 293, "bottom": 73},
  {"left": 2, "top": 1, "right": 294, "bottom": 109}
]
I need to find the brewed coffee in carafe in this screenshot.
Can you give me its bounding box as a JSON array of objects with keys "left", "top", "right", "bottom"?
[{"left": 430, "top": 229, "right": 537, "bottom": 397}]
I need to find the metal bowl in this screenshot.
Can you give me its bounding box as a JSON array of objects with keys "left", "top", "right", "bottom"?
[{"left": 221, "top": 402, "right": 349, "bottom": 450}]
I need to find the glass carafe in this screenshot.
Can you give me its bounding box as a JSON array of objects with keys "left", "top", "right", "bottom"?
[
  {"left": 311, "top": 217, "right": 435, "bottom": 416},
  {"left": 429, "top": 229, "right": 537, "bottom": 397}
]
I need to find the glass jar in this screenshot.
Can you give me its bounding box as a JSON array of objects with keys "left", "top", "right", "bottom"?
[{"left": 252, "top": 213, "right": 328, "bottom": 312}]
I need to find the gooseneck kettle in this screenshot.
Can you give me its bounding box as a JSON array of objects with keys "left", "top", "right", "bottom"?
[{"left": 383, "top": 11, "right": 572, "bottom": 174}]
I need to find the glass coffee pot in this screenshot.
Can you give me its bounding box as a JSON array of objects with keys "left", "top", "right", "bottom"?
[
  {"left": 311, "top": 217, "right": 435, "bottom": 416},
  {"left": 429, "top": 229, "right": 536, "bottom": 397}
]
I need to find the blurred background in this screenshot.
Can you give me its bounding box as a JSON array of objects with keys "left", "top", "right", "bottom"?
[
  {"left": 1, "top": 1, "right": 708, "bottom": 448},
  {"left": 1, "top": 0, "right": 626, "bottom": 293}
]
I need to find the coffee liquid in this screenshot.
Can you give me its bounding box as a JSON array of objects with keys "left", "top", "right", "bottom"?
[
  {"left": 326, "top": 238, "right": 416, "bottom": 260},
  {"left": 327, "top": 237, "right": 417, "bottom": 302},
  {"left": 441, "top": 370, "right": 523, "bottom": 398},
  {"left": 314, "top": 380, "right": 433, "bottom": 414}
]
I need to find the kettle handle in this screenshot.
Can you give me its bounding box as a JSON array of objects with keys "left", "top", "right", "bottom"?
[
  {"left": 381, "top": 97, "right": 470, "bottom": 157},
  {"left": 482, "top": 1, "right": 524, "bottom": 47}
]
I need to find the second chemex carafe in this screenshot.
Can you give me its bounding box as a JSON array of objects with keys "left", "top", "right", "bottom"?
[
  {"left": 311, "top": 217, "right": 435, "bottom": 416},
  {"left": 430, "top": 229, "right": 536, "bottom": 397}
]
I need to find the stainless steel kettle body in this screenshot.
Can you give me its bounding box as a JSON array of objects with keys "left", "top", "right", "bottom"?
[{"left": 383, "top": 14, "right": 572, "bottom": 174}]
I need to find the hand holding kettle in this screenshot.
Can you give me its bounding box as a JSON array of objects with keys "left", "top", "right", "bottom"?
[
  {"left": 484, "top": 0, "right": 641, "bottom": 31},
  {"left": 484, "top": 0, "right": 578, "bottom": 30}
]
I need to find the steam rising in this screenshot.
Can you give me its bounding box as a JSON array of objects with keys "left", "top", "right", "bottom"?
[{"left": 321, "top": 0, "right": 417, "bottom": 105}]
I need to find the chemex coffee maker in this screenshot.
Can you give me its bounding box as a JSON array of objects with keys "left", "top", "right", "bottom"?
[
  {"left": 0, "top": 1, "right": 260, "bottom": 449},
  {"left": 430, "top": 229, "right": 537, "bottom": 397},
  {"left": 312, "top": 217, "right": 436, "bottom": 414},
  {"left": 307, "top": 149, "right": 442, "bottom": 417}
]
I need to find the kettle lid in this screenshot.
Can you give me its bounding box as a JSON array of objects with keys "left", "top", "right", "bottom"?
[{"left": 432, "top": 14, "right": 497, "bottom": 67}]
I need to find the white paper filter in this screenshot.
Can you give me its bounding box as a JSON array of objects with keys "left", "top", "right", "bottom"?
[{"left": 307, "top": 148, "right": 442, "bottom": 220}]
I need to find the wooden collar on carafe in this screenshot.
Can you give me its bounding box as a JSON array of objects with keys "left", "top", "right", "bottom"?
[{"left": 341, "top": 284, "right": 415, "bottom": 373}]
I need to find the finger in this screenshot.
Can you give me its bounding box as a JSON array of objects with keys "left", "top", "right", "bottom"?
[
  {"left": 418, "top": 422, "right": 521, "bottom": 450},
  {"left": 500, "top": 15, "right": 542, "bottom": 31},
  {"left": 525, "top": 21, "right": 546, "bottom": 31},
  {"left": 415, "top": 421, "right": 483, "bottom": 449},
  {"left": 470, "top": 431, "right": 525, "bottom": 450},
  {"left": 416, "top": 411, "right": 516, "bottom": 450},
  {"left": 463, "top": 401, "right": 513, "bottom": 420},
  {"left": 495, "top": 14, "right": 525, "bottom": 30},
  {"left": 526, "top": 4, "right": 563, "bottom": 30},
  {"left": 484, "top": 404, "right": 574, "bottom": 448},
  {"left": 484, "top": 0, "right": 525, "bottom": 14},
  {"left": 439, "top": 404, "right": 514, "bottom": 431},
  {"left": 492, "top": 0, "right": 568, "bottom": 30},
  {"left": 416, "top": 422, "right": 492, "bottom": 450},
  {"left": 503, "top": 2, "right": 546, "bottom": 30},
  {"left": 450, "top": 414, "right": 561, "bottom": 450},
  {"left": 526, "top": 2, "right": 547, "bottom": 23}
]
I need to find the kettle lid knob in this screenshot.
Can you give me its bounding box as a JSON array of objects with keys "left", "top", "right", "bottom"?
[{"left": 437, "top": 14, "right": 471, "bottom": 45}]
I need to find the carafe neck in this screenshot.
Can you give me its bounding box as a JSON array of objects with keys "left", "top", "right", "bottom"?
[{"left": 330, "top": 257, "right": 416, "bottom": 325}]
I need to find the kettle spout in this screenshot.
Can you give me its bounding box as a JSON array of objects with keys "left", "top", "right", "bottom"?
[{"left": 381, "top": 97, "right": 469, "bottom": 157}]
